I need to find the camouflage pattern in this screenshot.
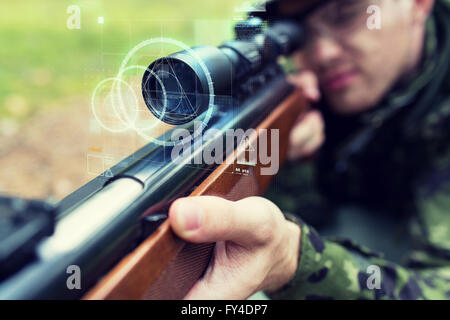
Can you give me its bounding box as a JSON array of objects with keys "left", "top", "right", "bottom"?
[{"left": 265, "top": 0, "right": 450, "bottom": 299}]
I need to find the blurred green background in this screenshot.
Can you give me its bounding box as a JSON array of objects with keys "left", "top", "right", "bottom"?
[{"left": 0, "top": 0, "right": 251, "bottom": 120}]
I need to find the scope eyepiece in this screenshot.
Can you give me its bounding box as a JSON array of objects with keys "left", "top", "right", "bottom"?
[
  {"left": 142, "top": 46, "right": 233, "bottom": 125},
  {"left": 142, "top": 57, "right": 205, "bottom": 125}
]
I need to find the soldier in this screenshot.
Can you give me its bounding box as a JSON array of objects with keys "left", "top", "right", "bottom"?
[{"left": 168, "top": 0, "right": 450, "bottom": 299}]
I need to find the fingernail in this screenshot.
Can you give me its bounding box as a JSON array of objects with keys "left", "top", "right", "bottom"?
[
  {"left": 307, "top": 87, "right": 320, "bottom": 101},
  {"left": 177, "top": 200, "right": 204, "bottom": 231}
]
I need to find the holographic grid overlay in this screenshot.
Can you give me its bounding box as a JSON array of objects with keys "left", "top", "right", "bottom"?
[
  {"left": 87, "top": 15, "right": 238, "bottom": 175},
  {"left": 91, "top": 37, "right": 216, "bottom": 147}
]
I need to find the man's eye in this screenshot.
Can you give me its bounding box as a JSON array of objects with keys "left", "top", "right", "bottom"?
[{"left": 331, "top": 8, "right": 362, "bottom": 28}]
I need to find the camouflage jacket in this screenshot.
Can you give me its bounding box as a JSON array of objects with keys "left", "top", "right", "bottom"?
[{"left": 265, "top": 0, "right": 450, "bottom": 299}]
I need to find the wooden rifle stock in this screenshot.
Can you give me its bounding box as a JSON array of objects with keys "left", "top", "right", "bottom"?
[{"left": 84, "top": 89, "right": 308, "bottom": 300}]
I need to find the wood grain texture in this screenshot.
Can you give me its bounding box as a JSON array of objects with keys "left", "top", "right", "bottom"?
[{"left": 84, "top": 89, "right": 307, "bottom": 300}]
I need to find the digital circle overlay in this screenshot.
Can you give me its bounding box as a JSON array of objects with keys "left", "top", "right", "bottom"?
[{"left": 91, "top": 37, "right": 215, "bottom": 147}]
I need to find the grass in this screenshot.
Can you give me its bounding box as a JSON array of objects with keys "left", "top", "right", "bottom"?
[{"left": 0, "top": 0, "right": 248, "bottom": 119}]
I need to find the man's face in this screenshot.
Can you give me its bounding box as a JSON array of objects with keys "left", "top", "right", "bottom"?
[{"left": 297, "top": 0, "right": 424, "bottom": 114}]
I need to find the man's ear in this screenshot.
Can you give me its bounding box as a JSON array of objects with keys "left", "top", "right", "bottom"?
[{"left": 412, "top": 0, "right": 435, "bottom": 24}]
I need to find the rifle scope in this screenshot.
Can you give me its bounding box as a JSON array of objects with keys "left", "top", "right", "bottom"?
[{"left": 142, "top": 17, "right": 304, "bottom": 125}]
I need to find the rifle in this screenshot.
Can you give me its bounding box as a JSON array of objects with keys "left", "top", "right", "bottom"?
[{"left": 0, "top": 15, "right": 308, "bottom": 300}]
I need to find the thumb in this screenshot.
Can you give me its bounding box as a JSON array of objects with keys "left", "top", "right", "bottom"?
[{"left": 169, "top": 196, "right": 279, "bottom": 246}]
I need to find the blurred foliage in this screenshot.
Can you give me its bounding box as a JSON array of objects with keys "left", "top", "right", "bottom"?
[{"left": 0, "top": 0, "right": 250, "bottom": 120}]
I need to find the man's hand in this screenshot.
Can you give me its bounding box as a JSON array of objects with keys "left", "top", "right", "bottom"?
[
  {"left": 169, "top": 196, "right": 301, "bottom": 300},
  {"left": 287, "top": 71, "right": 325, "bottom": 160}
]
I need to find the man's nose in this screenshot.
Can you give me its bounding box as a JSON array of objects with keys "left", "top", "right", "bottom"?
[{"left": 312, "top": 36, "right": 343, "bottom": 65}]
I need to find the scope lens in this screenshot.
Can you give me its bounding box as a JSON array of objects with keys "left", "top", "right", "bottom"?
[{"left": 142, "top": 58, "right": 205, "bottom": 125}]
